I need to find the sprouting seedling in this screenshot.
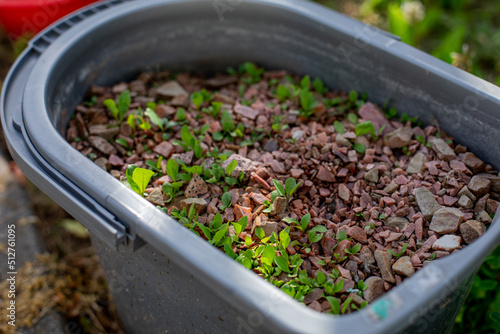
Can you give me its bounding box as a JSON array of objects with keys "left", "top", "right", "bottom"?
[
  {"left": 219, "top": 192, "right": 232, "bottom": 211},
  {"left": 271, "top": 115, "right": 289, "bottom": 133},
  {"left": 387, "top": 243, "right": 409, "bottom": 259},
  {"left": 191, "top": 89, "right": 212, "bottom": 110},
  {"left": 336, "top": 230, "right": 349, "bottom": 242},
  {"left": 347, "top": 113, "right": 358, "bottom": 124},
  {"left": 334, "top": 121, "right": 345, "bottom": 134},
  {"left": 127, "top": 110, "right": 151, "bottom": 133},
  {"left": 104, "top": 90, "right": 131, "bottom": 121},
  {"left": 283, "top": 213, "right": 311, "bottom": 233},
  {"left": 213, "top": 110, "right": 244, "bottom": 142},
  {"left": 313, "top": 77, "right": 327, "bottom": 94},
  {"left": 172, "top": 125, "right": 203, "bottom": 159},
  {"left": 145, "top": 156, "right": 164, "bottom": 173},
  {"left": 145, "top": 107, "right": 165, "bottom": 131},
  {"left": 224, "top": 160, "right": 243, "bottom": 186},
  {"left": 126, "top": 164, "right": 155, "bottom": 196},
  {"left": 300, "top": 75, "right": 311, "bottom": 89},
  {"left": 202, "top": 101, "right": 223, "bottom": 118},
  {"left": 239, "top": 62, "right": 264, "bottom": 84},
  {"left": 162, "top": 181, "right": 183, "bottom": 203},
  {"left": 355, "top": 121, "right": 385, "bottom": 141},
  {"left": 364, "top": 221, "right": 376, "bottom": 231},
  {"left": 308, "top": 225, "right": 327, "bottom": 244},
  {"left": 345, "top": 244, "right": 361, "bottom": 255},
  {"left": 276, "top": 85, "right": 292, "bottom": 102},
  {"left": 272, "top": 177, "right": 302, "bottom": 203},
  {"left": 352, "top": 143, "right": 366, "bottom": 154},
  {"left": 262, "top": 200, "right": 273, "bottom": 214},
  {"left": 166, "top": 158, "right": 179, "bottom": 182},
  {"left": 299, "top": 89, "right": 318, "bottom": 118},
  {"left": 325, "top": 296, "right": 341, "bottom": 315},
  {"left": 232, "top": 216, "right": 248, "bottom": 239}
]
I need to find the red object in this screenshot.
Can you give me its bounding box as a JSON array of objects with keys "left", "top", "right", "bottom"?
[{"left": 0, "top": 0, "right": 100, "bottom": 39}]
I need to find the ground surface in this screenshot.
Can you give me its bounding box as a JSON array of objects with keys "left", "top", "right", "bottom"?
[{"left": 0, "top": 1, "right": 499, "bottom": 333}]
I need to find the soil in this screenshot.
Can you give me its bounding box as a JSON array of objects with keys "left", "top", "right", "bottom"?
[{"left": 67, "top": 64, "right": 499, "bottom": 315}]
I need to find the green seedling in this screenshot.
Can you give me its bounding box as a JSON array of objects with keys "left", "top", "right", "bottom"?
[
  {"left": 349, "top": 90, "right": 358, "bottom": 103},
  {"left": 347, "top": 112, "right": 358, "bottom": 124},
  {"left": 175, "top": 108, "right": 187, "bottom": 122},
  {"left": 127, "top": 111, "right": 151, "bottom": 133},
  {"left": 272, "top": 178, "right": 302, "bottom": 204},
  {"left": 219, "top": 192, "right": 232, "bottom": 211},
  {"left": 262, "top": 200, "right": 273, "bottom": 214},
  {"left": 355, "top": 121, "right": 385, "bottom": 141},
  {"left": 162, "top": 181, "right": 183, "bottom": 203},
  {"left": 232, "top": 216, "right": 248, "bottom": 239},
  {"left": 145, "top": 156, "right": 163, "bottom": 173},
  {"left": 84, "top": 96, "right": 97, "bottom": 107},
  {"left": 308, "top": 225, "right": 327, "bottom": 244},
  {"left": 282, "top": 213, "right": 311, "bottom": 233},
  {"left": 345, "top": 244, "right": 361, "bottom": 255},
  {"left": 239, "top": 130, "right": 265, "bottom": 147},
  {"left": 213, "top": 110, "right": 244, "bottom": 141},
  {"left": 126, "top": 164, "right": 155, "bottom": 196},
  {"left": 144, "top": 107, "right": 165, "bottom": 131},
  {"left": 277, "top": 84, "right": 292, "bottom": 102},
  {"left": 191, "top": 89, "right": 212, "bottom": 110},
  {"left": 313, "top": 77, "right": 327, "bottom": 94},
  {"left": 325, "top": 296, "right": 341, "bottom": 315},
  {"left": 337, "top": 230, "right": 348, "bottom": 242},
  {"left": 104, "top": 90, "right": 131, "bottom": 121},
  {"left": 299, "top": 89, "right": 318, "bottom": 118},
  {"left": 224, "top": 160, "right": 244, "bottom": 186},
  {"left": 428, "top": 252, "right": 437, "bottom": 261},
  {"left": 202, "top": 101, "right": 223, "bottom": 118},
  {"left": 271, "top": 115, "right": 289, "bottom": 133},
  {"left": 364, "top": 222, "right": 376, "bottom": 231},
  {"left": 387, "top": 243, "right": 409, "bottom": 259},
  {"left": 239, "top": 62, "right": 264, "bottom": 84},
  {"left": 334, "top": 120, "right": 345, "bottom": 134},
  {"left": 115, "top": 138, "right": 129, "bottom": 149},
  {"left": 352, "top": 143, "right": 366, "bottom": 154},
  {"left": 172, "top": 125, "right": 203, "bottom": 159}
]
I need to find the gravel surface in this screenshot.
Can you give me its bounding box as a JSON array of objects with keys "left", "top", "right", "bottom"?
[{"left": 67, "top": 64, "right": 499, "bottom": 315}]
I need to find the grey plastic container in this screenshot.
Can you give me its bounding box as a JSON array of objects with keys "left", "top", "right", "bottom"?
[{"left": 2, "top": 0, "right": 500, "bottom": 333}]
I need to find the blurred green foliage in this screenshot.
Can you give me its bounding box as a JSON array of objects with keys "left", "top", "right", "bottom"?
[
  {"left": 314, "top": 1, "right": 500, "bottom": 332},
  {"left": 316, "top": 0, "right": 500, "bottom": 85}
]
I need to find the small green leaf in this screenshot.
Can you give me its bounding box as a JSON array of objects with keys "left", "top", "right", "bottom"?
[
  {"left": 316, "top": 271, "right": 326, "bottom": 285},
  {"left": 353, "top": 143, "right": 366, "bottom": 154},
  {"left": 285, "top": 177, "right": 296, "bottom": 197},
  {"left": 280, "top": 229, "right": 290, "bottom": 249},
  {"left": 301, "top": 75, "right": 311, "bottom": 89},
  {"left": 349, "top": 90, "right": 358, "bottom": 103},
  {"left": 226, "top": 160, "right": 238, "bottom": 176},
  {"left": 355, "top": 121, "right": 376, "bottom": 138},
  {"left": 145, "top": 107, "right": 164, "bottom": 131},
  {"left": 255, "top": 227, "right": 265, "bottom": 240},
  {"left": 166, "top": 159, "right": 179, "bottom": 181},
  {"left": 261, "top": 244, "right": 276, "bottom": 266},
  {"left": 347, "top": 113, "right": 358, "bottom": 124},
  {"left": 104, "top": 99, "right": 119, "bottom": 120},
  {"left": 273, "top": 179, "right": 285, "bottom": 197},
  {"left": 275, "top": 256, "right": 290, "bottom": 273},
  {"left": 127, "top": 165, "right": 155, "bottom": 196},
  {"left": 117, "top": 90, "right": 131, "bottom": 120},
  {"left": 181, "top": 125, "right": 196, "bottom": 148},
  {"left": 221, "top": 110, "right": 235, "bottom": 132},
  {"left": 325, "top": 296, "right": 340, "bottom": 315},
  {"left": 212, "top": 225, "right": 228, "bottom": 245},
  {"left": 334, "top": 120, "right": 345, "bottom": 134},
  {"left": 300, "top": 213, "right": 311, "bottom": 232},
  {"left": 313, "top": 77, "right": 327, "bottom": 94},
  {"left": 337, "top": 230, "right": 347, "bottom": 242}
]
